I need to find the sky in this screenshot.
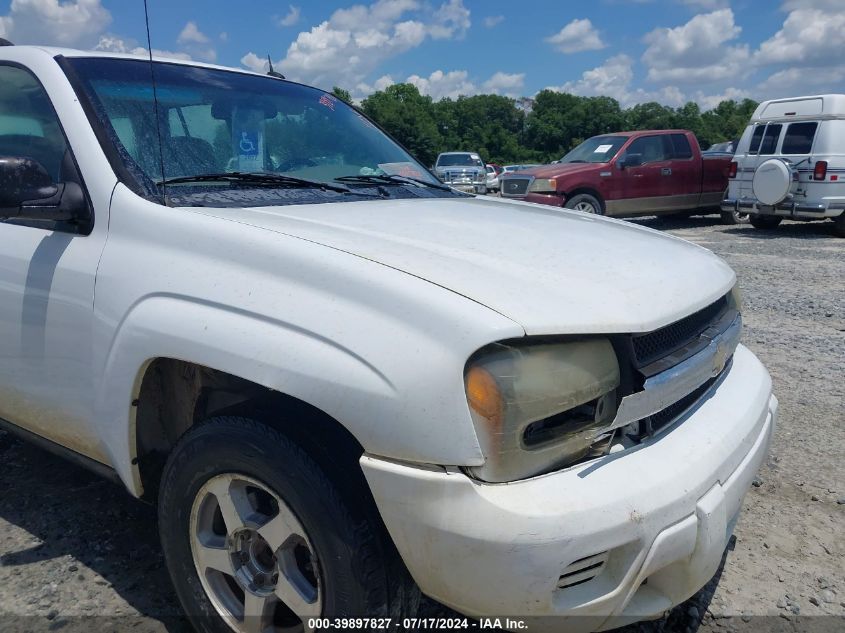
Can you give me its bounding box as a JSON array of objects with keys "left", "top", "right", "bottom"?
[{"left": 0, "top": 0, "right": 842, "bottom": 110}]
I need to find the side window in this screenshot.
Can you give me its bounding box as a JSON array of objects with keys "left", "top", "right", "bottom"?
[
  {"left": 670, "top": 133, "right": 693, "bottom": 159},
  {"left": 626, "top": 135, "right": 666, "bottom": 163},
  {"left": 0, "top": 65, "right": 69, "bottom": 182},
  {"left": 758, "top": 124, "right": 782, "bottom": 155},
  {"left": 748, "top": 125, "right": 765, "bottom": 154},
  {"left": 781, "top": 122, "right": 818, "bottom": 154}
]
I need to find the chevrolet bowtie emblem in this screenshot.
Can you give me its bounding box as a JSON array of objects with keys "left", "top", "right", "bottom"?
[{"left": 712, "top": 342, "right": 728, "bottom": 376}]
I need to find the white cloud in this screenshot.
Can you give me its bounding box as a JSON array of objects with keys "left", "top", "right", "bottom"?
[
  {"left": 692, "top": 87, "right": 751, "bottom": 110},
  {"left": 0, "top": 0, "right": 111, "bottom": 48},
  {"left": 546, "top": 18, "right": 605, "bottom": 54},
  {"left": 548, "top": 54, "right": 685, "bottom": 108},
  {"left": 277, "top": 5, "right": 301, "bottom": 27},
  {"left": 757, "top": 65, "right": 845, "bottom": 99},
  {"left": 243, "top": 0, "right": 471, "bottom": 90},
  {"left": 482, "top": 72, "right": 525, "bottom": 97},
  {"left": 407, "top": 69, "right": 476, "bottom": 100},
  {"left": 176, "top": 21, "right": 216, "bottom": 61},
  {"left": 428, "top": 0, "right": 471, "bottom": 39},
  {"left": 642, "top": 9, "right": 750, "bottom": 84},
  {"left": 483, "top": 15, "right": 503, "bottom": 28},
  {"left": 240, "top": 52, "right": 268, "bottom": 73},
  {"left": 95, "top": 35, "right": 192, "bottom": 62},
  {"left": 178, "top": 21, "right": 209, "bottom": 45},
  {"left": 753, "top": 5, "right": 845, "bottom": 68}
]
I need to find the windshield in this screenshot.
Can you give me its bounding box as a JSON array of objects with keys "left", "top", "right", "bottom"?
[
  {"left": 65, "top": 58, "right": 439, "bottom": 196},
  {"left": 559, "top": 135, "right": 628, "bottom": 164},
  {"left": 436, "top": 153, "right": 484, "bottom": 167}
]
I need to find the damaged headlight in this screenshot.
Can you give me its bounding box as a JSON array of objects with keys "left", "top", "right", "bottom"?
[{"left": 464, "top": 339, "right": 620, "bottom": 482}]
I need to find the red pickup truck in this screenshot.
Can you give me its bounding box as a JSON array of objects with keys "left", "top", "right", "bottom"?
[{"left": 500, "top": 129, "right": 743, "bottom": 223}]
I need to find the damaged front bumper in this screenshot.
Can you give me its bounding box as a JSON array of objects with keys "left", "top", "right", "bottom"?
[{"left": 362, "top": 344, "right": 776, "bottom": 632}]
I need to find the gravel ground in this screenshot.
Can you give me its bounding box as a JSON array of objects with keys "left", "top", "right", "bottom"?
[{"left": 0, "top": 215, "right": 843, "bottom": 633}]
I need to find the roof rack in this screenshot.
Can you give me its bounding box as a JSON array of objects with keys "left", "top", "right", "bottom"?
[{"left": 0, "top": 39, "right": 14, "bottom": 47}]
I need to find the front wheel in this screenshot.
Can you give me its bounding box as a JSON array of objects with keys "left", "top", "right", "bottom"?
[
  {"left": 749, "top": 215, "right": 783, "bottom": 230},
  {"left": 564, "top": 193, "right": 603, "bottom": 215},
  {"left": 159, "top": 417, "right": 408, "bottom": 633},
  {"left": 833, "top": 213, "right": 845, "bottom": 238},
  {"left": 720, "top": 209, "right": 750, "bottom": 225}
]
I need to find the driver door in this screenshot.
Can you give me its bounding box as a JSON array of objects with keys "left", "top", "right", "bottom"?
[
  {"left": 616, "top": 134, "right": 671, "bottom": 213},
  {"left": 0, "top": 62, "right": 108, "bottom": 462}
]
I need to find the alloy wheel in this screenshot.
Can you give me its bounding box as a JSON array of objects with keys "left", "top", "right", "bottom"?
[{"left": 190, "top": 473, "right": 322, "bottom": 633}]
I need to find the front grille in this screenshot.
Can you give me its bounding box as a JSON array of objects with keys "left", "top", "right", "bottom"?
[
  {"left": 502, "top": 178, "right": 530, "bottom": 196},
  {"left": 648, "top": 372, "right": 720, "bottom": 434},
  {"left": 632, "top": 296, "right": 728, "bottom": 368}
]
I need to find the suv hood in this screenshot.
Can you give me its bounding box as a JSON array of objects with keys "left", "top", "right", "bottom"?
[{"left": 195, "top": 196, "right": 734, "bottom": 335}]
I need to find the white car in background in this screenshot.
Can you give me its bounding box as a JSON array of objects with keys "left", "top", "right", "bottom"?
[
  {"left": 485, "top": 164, "right": 500, "bottom": 192},
  {"left": 723, "top": 94, "right": 845, "bottom": 237}
]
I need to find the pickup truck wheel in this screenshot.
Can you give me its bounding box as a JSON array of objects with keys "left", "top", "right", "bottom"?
[
  {"left": 159, "top": 416, "right": 402, "bottom": 633},
  {"left": 749, "top": 216, "right": 783, "bottom": 230},
  {"left": 833, "top": 213, "right": 845, "bottom": 238},
  {"left": 564, "top": 193, "right": 603, "bottom": 215},
  {"left": 720, "top": 209, "right": 750, "bottom": 225}
]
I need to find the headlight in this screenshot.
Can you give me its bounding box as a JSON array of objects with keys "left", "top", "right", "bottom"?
[
  {"left": 475, "top": 171, "right": 486, "bottom": 183},
  {"left": 529, "top": 178, "right": 557, "bottom": 193},
  {"left": 464, "top": 339, "right": 620, "bottom": 482},
  {"left": 728, "top": 283, "right": 742, "bottom": 312}
]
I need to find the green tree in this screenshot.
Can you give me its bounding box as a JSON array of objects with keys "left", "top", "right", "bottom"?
[
  {"left": 360, "top": 84, "right": 442, "bottom": 166},
  {"left": 331, "top": 86, "right": 352, "bottom": 104}
]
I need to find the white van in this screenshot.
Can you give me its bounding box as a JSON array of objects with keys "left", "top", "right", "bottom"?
[{"left": 722, "top": 94, "right": 845, "bottom": 237}]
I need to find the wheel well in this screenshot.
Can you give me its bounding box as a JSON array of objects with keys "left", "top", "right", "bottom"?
[
  {"left": 563, "top": 188, "right": 605, "bottom": 211},
  {"left": 134, "top": 359, "right": 367, "bottom": 505}
]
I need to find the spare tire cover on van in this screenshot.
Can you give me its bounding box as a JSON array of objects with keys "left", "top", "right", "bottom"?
[{"left": 753, "top": 159, "right": 793, "bottom": 206}]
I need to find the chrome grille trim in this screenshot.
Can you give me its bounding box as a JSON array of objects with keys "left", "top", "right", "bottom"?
[{"left": 608, "top": 313, "right": 742, "bottom": 433}]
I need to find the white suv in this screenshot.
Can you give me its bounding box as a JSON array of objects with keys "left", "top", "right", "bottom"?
[
  {"left": 723, "top": 94, "right": 845, "bottom": 237},
  {"left": 0, "top": 43, "right": 776, "bottom": 633}
]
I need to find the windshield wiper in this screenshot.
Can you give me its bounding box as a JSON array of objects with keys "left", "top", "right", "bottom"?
[
  {"left": 335, "top": 174, "right": 452, "bottom": 192},
  {"left": 156, "top": 172, "right": 354, "bottom": 194}
]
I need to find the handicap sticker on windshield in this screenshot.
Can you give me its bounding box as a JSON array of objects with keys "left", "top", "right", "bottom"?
[
  {"left": 238, "top": 131, "right": 259, "bottom": 157},
  {"left": 594, "top": 144, "right": 613, "bottom": 153}
]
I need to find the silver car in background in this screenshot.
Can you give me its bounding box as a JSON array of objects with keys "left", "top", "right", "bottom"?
[{"left": 434, "top": 151, "right": 487, "bottom": 194}]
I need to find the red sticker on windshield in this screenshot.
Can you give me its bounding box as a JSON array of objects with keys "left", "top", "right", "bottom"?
[{"left": 319, "top": 94, "right": 336, "bottom": 111}]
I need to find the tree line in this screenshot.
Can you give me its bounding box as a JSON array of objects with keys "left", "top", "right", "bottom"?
[{"left": 331, "top": 84, "right": 758, "bottom": 167}]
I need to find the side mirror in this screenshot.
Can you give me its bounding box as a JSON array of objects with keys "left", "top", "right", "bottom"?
[
  {"left": 618, "top": 153, "right": 643, "bottom": 169},
  {"left": 0, "top": 156, "right": 89, "bottom": 224}
]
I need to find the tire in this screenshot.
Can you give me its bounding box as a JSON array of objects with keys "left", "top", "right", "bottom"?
[
  {"left": 720, "top": 209, "right": 750, "bottom": 225},
  {"left": 564, "top": 193, "right": 603, "bottom": 215},
  {"left": 749, "top": 215, "right": 783, "bottom": 230},
  {"left": 834, "top": 213, "right": 845, "bottom": 238},
  {"left": 159, "top": 416, "right": 412, "bottom": 633}
]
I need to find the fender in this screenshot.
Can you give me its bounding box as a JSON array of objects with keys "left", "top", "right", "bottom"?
[{"left": 93, "top": 187, "right": 523, "bottom": 495}]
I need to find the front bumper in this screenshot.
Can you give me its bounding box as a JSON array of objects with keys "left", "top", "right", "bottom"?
[
  {"left": 524, "top": 192, "right": 565, "bottom": 206},
  {"left": 722, "top": 197, "right": 845, "bottom": 219},
  {"left": 362, "top": 345, "right": 776, "bottom": 632}
]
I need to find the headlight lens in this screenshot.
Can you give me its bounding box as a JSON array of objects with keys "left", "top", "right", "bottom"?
[
  {"left": 728, "top": 283, "right": 742, "bottom": 312},
  {"left": 464, "top": 339, "right": 620, "bottom": 482},
  {"left": 475, "top": 171, "right": 486, "bottom": 182},
  {"left": 529, "top": 178, "right": 557, "bottom": 193}
]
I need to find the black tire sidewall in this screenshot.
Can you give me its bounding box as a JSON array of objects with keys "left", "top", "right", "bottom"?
[
  {"left": 749, "top": 215, "right": 782, "bottom": 230},
  {"left": 158, "top": 417, "right": 386, "bottom": 633},
  {"left": 565, "top": 193, "right": 603, "bottom": 215}
]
